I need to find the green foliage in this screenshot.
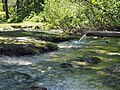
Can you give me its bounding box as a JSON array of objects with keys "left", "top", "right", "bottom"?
[
  {"left": 6, "top": 0, "right": 44, "bottom": 23},
  {"left": 0, "top": 12, "right": 5, "bottom": 22},
  {"left": 42, "top": 0, "right": 120, "bottom": 31},
  {"left": 0, "top": 1, "right": 3, "bottom": 11},
  {"left": 0, "top": 0, "right": 119, "bottom": 31},
  {"left": 43, "top": 0, "right": 85, "bottom": 30},
  {"left": 24, "top": 12, "right": 44, "bottom": 22}
]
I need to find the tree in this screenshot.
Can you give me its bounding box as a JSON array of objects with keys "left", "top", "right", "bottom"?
[
  {"left": 38, "top": 0, "right": 44, "bottom": 11},
  {"left": 16, "top": 0, "right": 19, "bottom": 12},
  {"left": 4, "top": 0, "right": 9, "bottom": 20},
  {"left": 2, "top": 0, "right": 5, "bottom": 11}
]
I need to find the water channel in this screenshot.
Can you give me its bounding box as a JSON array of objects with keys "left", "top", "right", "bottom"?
[{"left": 0, "top": 35, "right": 115, "bottom": 90}]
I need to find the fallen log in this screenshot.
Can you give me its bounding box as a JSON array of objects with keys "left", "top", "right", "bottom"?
[{"left": 86, "top": 31, "right": 120, "bottom": 38}]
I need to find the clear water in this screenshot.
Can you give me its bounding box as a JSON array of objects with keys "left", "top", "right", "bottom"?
[{"left": 0, "top": 38, "right": 113, "bottom": 90}]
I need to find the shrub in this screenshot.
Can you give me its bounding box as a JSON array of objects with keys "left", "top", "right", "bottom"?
[
  {"left": 43, "top": 0, "right": 120, "bottom": 32},
  {"left": 0, "top": 12, "right": 5, "bottom": 23}
]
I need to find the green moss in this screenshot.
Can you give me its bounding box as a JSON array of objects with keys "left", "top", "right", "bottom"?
[
  {"left": 0, "top": 39, "right": 58, "bottom": 56},
  {"left": 0, "top": 30, "right": 80, "bottom": 42},
  {"left": 50, "top": 37, "right": 119, "bottom": 89}
]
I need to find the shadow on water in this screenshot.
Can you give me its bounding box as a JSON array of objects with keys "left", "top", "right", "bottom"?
[
  {"left": 0, "top": 35, "right": 118, "bottom": 90},
  {"left": 0, "top": 30, "right": 77, "bottom": 43}
]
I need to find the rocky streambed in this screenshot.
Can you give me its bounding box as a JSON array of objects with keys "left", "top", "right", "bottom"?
[{"left": 0, "top": 35, "right": 119, "bottom": 90}]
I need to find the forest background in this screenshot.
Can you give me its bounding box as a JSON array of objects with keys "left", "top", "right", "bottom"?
[{"left": 0, "top": 0, "right": 119, "bottom": 32}]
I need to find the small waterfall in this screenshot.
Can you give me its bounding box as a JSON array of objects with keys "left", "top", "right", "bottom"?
[{"left": 79, "top": 34, "right": 87, "bottom": 43}]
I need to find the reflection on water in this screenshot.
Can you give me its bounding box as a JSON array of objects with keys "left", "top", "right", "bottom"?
[
  {"left": 0, "top": 37, "right": 115, "bottom": 90},
  {"left": 0, "top": 55, "right": 45, "bottom": 65}
]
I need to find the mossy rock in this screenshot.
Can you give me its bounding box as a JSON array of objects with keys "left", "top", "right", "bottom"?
[
  {"left": 101, "top": 75, "right": 120, "bottom": 90},
  {"left": 75, "top": 57, "right": 101, "bottom": 64},
  {"left": 102, "top": 64, "right": 120, "bottom": 89},
  {"left": 60, "top": 62, "right": 73, "bottom": 68},
  {"left": 0, "top": 40, "right": 58, "bottom": 56},
  {"left": 31, "top": 86, "right": 47, "bottom": 90},
  {"left": 104, "top": 64, "right": 120, "bottom": 77}
]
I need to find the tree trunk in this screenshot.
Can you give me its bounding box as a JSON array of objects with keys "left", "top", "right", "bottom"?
[
  {"left": 2, "top": 0, "right": 5, "bottom": 11},
  {"left": 16, "top": 0, "right": 19, "bottom": 11},
  {"left": 34, "top": 0, "right": 36, "bottom": 6},
  {"left": 4, "top": 0, "right": 9, "bottom": 20},
  {"left": 86, "top": 31, "right": 120, "bottom": 38},
  {"left": 38, "top": 0, "right": 44, "bottom": 11}
]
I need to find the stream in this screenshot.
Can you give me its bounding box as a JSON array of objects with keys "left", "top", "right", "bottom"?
[{"left": 0, "top": 36, "right": 114, "bottom": 90}]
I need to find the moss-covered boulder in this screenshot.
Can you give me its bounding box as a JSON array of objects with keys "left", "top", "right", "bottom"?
[
  {"left": 75, "top": 57, "right": 101, "bottom": 64},
  {"left": 0, "top": 39, "right": 58, "bottom": 56}
]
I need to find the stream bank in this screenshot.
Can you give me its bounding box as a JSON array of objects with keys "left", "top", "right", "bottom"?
[{"left": 0, "top": 29, "right": 81, "bottom": 56}]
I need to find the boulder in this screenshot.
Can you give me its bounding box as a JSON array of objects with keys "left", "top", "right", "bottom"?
[{"left": 78, "top": 57, "right": 101, "bottom": 64}]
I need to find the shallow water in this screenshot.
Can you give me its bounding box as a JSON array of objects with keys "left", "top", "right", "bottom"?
[{"left": 0, "top": 37, "right": 115, "bottom": 90}]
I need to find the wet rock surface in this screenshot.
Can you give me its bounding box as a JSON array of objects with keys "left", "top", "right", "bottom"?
[
  {"left": 104, "top": 64, "right": 120, "bottom": 76},
  {"left": 31, "top": 86, "right": 47, "bottom": 90},
  {"left": 101, "top": 64, "right": 120, "bottom": 89},
  {"left": 60, "top": 62, "right": 73, "bottom": 68},
  {"left": 76, "top": 57, "right": 101, "bottom": 64},
  {"left": 102, "top": 75, "right": 120, "bottom": 90},
  {"left": 0, "top": 41, "right": 58, "bottom": 56}
]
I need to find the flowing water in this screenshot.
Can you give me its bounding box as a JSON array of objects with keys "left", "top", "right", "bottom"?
[
  {"left": 79, "top": 34, "right": 87, "bottom": 42},
  {"left": 0, "top": 36, "right": 114, "bottom": 90}
]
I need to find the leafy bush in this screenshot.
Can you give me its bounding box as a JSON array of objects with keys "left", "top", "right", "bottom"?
[
  {"left": 0, "top": 12, "right": 5, "bottom": 23},
  {"left": 24, "top": 12, "right": 44, "bottom": 22},
  {"left": 43, "top": 0, "right": 120, "bottom": 32},
  {"left": 42, "top": 0, "right": 93, "bottom": 32},
  {"left": 1, "top": 0, "right": 119, "bottom": 32}
]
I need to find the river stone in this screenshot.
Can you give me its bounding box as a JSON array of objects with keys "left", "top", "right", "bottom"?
[
  {"left": 31, "top": 86, "right": 47, "bottom": 90},
  {"left": 60, "top": 62, "right": 73, "bottom": 68},
  {"left": 104, "top": 64, "right": 120, "bottom": 76},
  {"left": 78, "top": 57, "right": 101, "bottom": 64}
]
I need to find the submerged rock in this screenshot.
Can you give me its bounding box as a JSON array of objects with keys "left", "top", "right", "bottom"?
[
  {"left": 60, "top": 62, "right": 73, "bottom": 68},
  {"left": 101, "top": 75, "right": 120, "bottom": 89},
  {"left": 104, "top": 64, "right": 120, "bottom": 76},
  {"left": 96, "top": 64, "right": 120, "bottom": 89},
  {"left": 31, "top": 86, "right": 47, "bottom": 90},
  {"left": 105, "top": 41, "right": 109, "bottom": 43},
  {"left": 77, "top": 57, "right": 101, "bottom": 64}
]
